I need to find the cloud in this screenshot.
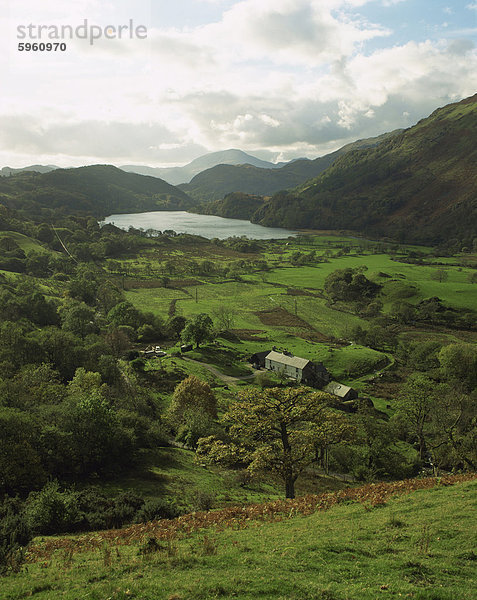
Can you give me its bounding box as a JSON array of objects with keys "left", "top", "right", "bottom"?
[
  {"left": 1, "top": 0, "right": 477, "bottom": 167},
  {"left": 0, "top": 115, "right": 208, "bottom": 165},
  {"left": 156, "top": 0, "right": 390, "bottom": 69}
]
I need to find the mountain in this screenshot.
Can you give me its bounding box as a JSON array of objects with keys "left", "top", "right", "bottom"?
[
  {"left": 180, "top": 132, "right": 398, "bottom": 203},
  {"left": 121, "top": 149, "right": 282, "bottom": 185},
  {"left": 0, "top": 164, "right": 194, "bottom": 219},
  {"left": 248, "top": 94, "right": 477, "bottom": 243},
  {"left": 195, "top": 192, "right": 266, "bottom": 220},
  {"left": 1, "top": 165, "right": 58, "bottom": 176}
]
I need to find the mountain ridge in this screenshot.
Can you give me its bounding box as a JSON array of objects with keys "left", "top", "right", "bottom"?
[
  {"left": 202, "top": 94, "right": 477, "bottom": 244},
  {"left": 121, "top": 149, "right": 283, "bottom": 185},
  {"left": 182, "top": 131, "right": 400, "bottom": 203},
  {"left": 0, "top": 164, "right": 194, "bottom": 219}
]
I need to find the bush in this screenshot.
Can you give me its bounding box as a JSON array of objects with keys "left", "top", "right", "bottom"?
[
  {"left": 135, "top": 498, "right": 183, "bottom": 523},
  {"left": 75, "top": 487, "right": 145, "bottom": 531},
  {"left": 0, "top": 497, "right": 31, "bottom": 575},
  {"left": 189, "top": 489, "right": 216, "bottom": 512},
  {"left": 24, "top": 481, "right": 81, "bottom": 535}
]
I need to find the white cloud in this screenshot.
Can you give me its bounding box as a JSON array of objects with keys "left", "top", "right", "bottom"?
[{"left": 1, "top": 0, "right": 477, "bottom": 167}]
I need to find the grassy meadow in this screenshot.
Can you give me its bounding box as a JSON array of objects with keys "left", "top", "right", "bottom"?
[
  {"left": 117, "top": 234, "right": 476, "bottom": 394},
  {"left": 3, "top": 477, "right": 476, "bottom": 600}
]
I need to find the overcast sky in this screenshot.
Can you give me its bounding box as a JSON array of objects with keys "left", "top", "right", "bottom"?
[{"left": 1, "top": 0, "right": 477, "bottom": 168}]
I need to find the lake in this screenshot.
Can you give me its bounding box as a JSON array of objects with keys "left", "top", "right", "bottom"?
[{"left": 102, "top": 211, "right": 296, "bottom": 240}]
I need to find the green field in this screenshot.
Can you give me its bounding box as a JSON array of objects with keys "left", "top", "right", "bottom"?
[
  {"left": 264, "top": 258, "right": 477, "bottom": 311},
  {"left": 0, "top": 231, "right": 54, "bottom": 254},
  {"left": 99, "top": 447, "right": 285, "bottom": 508},
  {"left": 120, "top": 236, "right": 475, "bottom": 397},
  {"left": 3, "top": 477, "right": 476, "bottom": 600}
]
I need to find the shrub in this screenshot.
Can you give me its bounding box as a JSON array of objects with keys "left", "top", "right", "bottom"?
[
  {"left": 75, "top": 488, "right": 145, "bottom": 531},
  {"left": 0, "top": 497, "right": 31, "bottom": 575},
  {"left": 24, "top": 481, "right": 81, "bottom": 535},
  {"left": 135, "top": 498, "right": 183, "bottom": 523},
  {"left": 189, "top": 489, "right": 216, "bottom": 512}
]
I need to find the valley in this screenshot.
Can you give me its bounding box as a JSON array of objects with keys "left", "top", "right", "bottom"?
[{"left": 0, "top": 95, "right": 476, "bottom": 599}]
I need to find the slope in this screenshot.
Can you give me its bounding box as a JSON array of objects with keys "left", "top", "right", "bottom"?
[
  {"left": 181, "top": 132, "right": 398, "bottom": 203},
  {"left": 0, "top": 164, "right": 194, "bottom": 220},
  {"left": 5, "top": 475, "right": 476, "bottom": 600},
  {"left": 252, "top": 94, "right": 477, "bottom": 243}
]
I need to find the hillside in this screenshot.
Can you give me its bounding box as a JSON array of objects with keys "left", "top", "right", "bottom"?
[
  {"left": 194, "top": 191, "right": 267, "bottom": 219},
  {"left": 5, "top": 475, "right": 476, "bottom": 599},
  {"left": 121, "top": 149, "right": 282, "bottom": 185},
  {"left": 181, "top": 132, "right": 398, "bottom": 203},
  {"left": 251, "top": 94, "right": 477, "bottom": 243},
  {"left": 0, "top": 164, "right": 194, "bottom": 219},
  {"left": 0, "top": 164, "right": 58, "bottom": 176}
]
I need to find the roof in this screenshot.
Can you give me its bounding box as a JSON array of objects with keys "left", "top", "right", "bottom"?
[
  {"left": 324, "top": 381, "right": 355, "bottom": 398},
  {"left": 251, "top": 351, "right": 271, "bottom": 360},
  {"left": 265, "top": 351, "right": 310, "bottom": 370}
]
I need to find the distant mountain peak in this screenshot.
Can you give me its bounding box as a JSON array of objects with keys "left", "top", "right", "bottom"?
[{"left": 120, "top": 149, "right": 282, "bottom": 185}]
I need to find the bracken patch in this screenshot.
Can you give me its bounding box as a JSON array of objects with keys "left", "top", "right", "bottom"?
[{"left": 26, "top": 474, "right": 477, "bottom": 562}]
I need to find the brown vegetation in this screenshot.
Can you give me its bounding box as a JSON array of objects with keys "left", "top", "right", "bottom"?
[{"left": 27, "top": 474, "right": 477, "bottom": 562}]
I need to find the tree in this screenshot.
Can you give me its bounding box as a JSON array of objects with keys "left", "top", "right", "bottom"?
[
  {"left": 430, "top": 268, "right": 448, "bottom": 283},
  {"left": 168, "top": 315, "right": 187, "bottom": 339},
  {"left": 34, "top": 328, "right": 82, "bottom": 381},
  {"left": 396, "top": 374, "right": 444, "bottom": 460},
  {"left": 25, "top": 252, "right": 51, "bottom": 278},
  {"left": 107, "top": 301, "right": 141, "bottom": 330},
  {"left": 169, "top": 375, "right": 217, "bottom": 426},
  {"left": 0, "top": 363, "right": 65, "bottom": 409},
  {"left": 60, "top": 302, "right": 98, "bottom": 338},
  {"left": 202, "top": 387, "right": 333, "bottom": 499},
  {"left": 212, "top": 306, "right": 236, "bottom": 331},
  {"left": 0, "top": 408, "right": 46, "bottom": 495},
  {"left": 64, "top": 368, "right": 134, "bottom": 475},
  {"left": 428, "top": 389, "right": 477, "bottom": 471},
  {"left": 181, "top": 313, "right": 214, "bottom": 348},
  {"left": 324, "top": 268, "right": 380, "bottom": 303},
  {"left": 312, "top": 411, "right": 356, "bottom": 474},
  {"left": 96, "top": 281, "right": 124, "bottom": 313},
  {"left": 104, "top": 327, "right": 130, "bottom": 358},
  {"left": 23, "top": 292, "right": 59, "bottom": 327},
  {"left": 438, "top": 343, "right": 477, "bottom": 392},
  {"left": 168, "top": 376, "right": 218, "bottom": 448}
]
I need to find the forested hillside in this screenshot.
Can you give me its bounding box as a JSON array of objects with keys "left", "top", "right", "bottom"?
[
  {"left": 182, "top": 132, "right": 397, "bottom": 203},
  {"left": 0, "top": 165, "right": 194, "bottom": 220},
  {"left": 249, "top": 95, "right": 477, "bottom": 243}
]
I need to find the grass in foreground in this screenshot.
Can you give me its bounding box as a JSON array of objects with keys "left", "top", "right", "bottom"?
[{"left": 3, "top": 475, "right": 476, "bottom": 600}]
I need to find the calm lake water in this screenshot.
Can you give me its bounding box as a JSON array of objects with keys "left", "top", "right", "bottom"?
[{"left": 102, "top": 211, "right": 296, "bottom": 240}]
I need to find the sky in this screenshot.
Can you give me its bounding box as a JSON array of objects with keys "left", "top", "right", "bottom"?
[{"left": 1, "top": 0, "right": 477, "bottom": 168}]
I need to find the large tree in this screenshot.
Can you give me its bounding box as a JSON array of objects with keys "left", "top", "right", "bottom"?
[
  {"left": 168, "top": 375, "right": 218, "bottom": 448},
  {"left": 438, "top": 343, "right": 477, "bottom": 392},
  {"left": 181, "top": 313, "right": 214, "bottom": 348},
  {"left": 198, "top": 387, "right": 348, "bottom": 498},
  {"left": 397, "top": 374, "right": 445, "bottom": 461},
  {"left": 168, "top": 375, "right": 217, "bottom": 425},
  {"left": 428, "top": 389, "right": 477, "bottom": 472},
  {"left": 324, "top": 267, "right": 380, "bottom": 303}
]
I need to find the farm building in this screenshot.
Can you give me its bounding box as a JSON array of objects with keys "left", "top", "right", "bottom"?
[
  {"left": 324, "top": 381, "right": 358, "bottom": 401},
  {"left": 263, "top": 351, "right": 330, "bottom": 386},
  {"left": 250, "top": 350, "right": 271, "bottom": 369}
]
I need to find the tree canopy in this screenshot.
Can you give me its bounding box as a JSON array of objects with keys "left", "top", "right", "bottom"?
[{"left": 198, "top": 386, "right": 352, "bottom": 498}]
